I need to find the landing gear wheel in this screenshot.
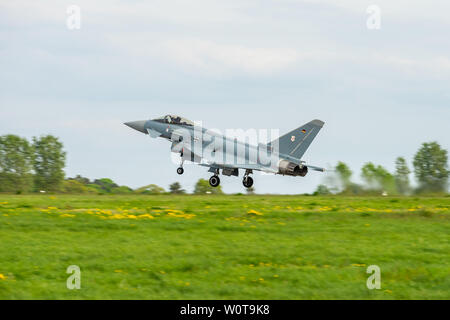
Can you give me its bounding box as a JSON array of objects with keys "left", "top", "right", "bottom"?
[
  {"left": 209, "top": 175, "right": 220, "bottom": 187},
  {"left": 243, "top": 176, "right": 254, "bottom": 188},
  {"left": 177, "top": 167, "right": 184, "bottom": 175}
]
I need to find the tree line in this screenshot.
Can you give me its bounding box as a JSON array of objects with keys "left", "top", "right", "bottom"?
[
  {"left": 0, "top": 134, "right": 227, "bottom": 195},
  {"left": 62, "top": 176, "right": 224, "bottom": 195},
  {"left": 315, "top": 141, "right": 449, "bottom": 195},
  {"left": 0, "top": 134, "right": 448, "bottom": 195}
]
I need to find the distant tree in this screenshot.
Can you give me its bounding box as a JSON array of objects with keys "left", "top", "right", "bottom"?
[
  {"left": 62, "top": 180, "right": 90, "bottom": 194},
  {"left": 0, "top": 135, "right": 34, "bottom": 193},
  {"left": 194, "top": 178, "right": 223, "bottom": 194},
  {"left": 32, "top": 135, "right": 66, "bottom": 192},
  {"left": 395, "top": 157, "right": 411, "bottom": 195},
  {"left": 413, "top": 142, "right": 449, "bottom": 193},
  {"left": 111, "top": 186, "right": 133, "bottom": 194},
  {"left": 323, "top": 161, "right": 355, "bottom": 193},
  {"left": 81, "top": 178, "right": 133, "bottom": 194},
  {"left": 335, "top": 162, "right": 352, "bottom": 188},
  {"left": 85, "top": 183, "right": 102, "bottom": 194},
  {"left": 361, "top": 162, "right": 396, "bottom": 194},
  {"left": 93, "top": 178, "right": 118, "bottom": 193},
  {"left": 135, "top": 184, "right": 165, "bottom": 194},
  {"left": 69, "top": 175, "right": 90, "bottom": 185},
  {"left": 313, "top": 184, "right": 331, "bottom": 196},
  {"left": 169, "top": 182, "right": 185, "bottom": 194}
]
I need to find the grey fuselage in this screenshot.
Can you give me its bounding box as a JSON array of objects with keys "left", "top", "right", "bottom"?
[{"left": 144, "top": 119, "right": 300, "bottom": 173}]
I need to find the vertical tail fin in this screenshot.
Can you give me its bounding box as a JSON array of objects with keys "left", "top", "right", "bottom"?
[{"left": 269, "top": 119, "right": 324, "bottom": 160}]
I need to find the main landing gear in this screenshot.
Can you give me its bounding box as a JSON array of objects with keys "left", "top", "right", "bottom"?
[
  {"left": 205, "top": 168, "right": 254, "bottom": 188},
  {"left": 242, "top": 169, "right": 254, "bottom": 188},
  {"left": 243, "top": 176, "right": 253, "bottom": 188},
  {"left": 209, "top": 175, "right": 220, "bottom": 187},
  {"left": 208, "top": 168, "right": 220, "bottom": 187}
]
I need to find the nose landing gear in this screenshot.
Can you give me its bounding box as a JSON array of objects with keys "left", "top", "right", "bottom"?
[{"left": 177, "top": 154, "right": 184, "bottom": 175}]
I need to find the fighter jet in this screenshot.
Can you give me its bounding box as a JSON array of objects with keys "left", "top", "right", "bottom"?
[{"left": 125, "top": 115, "right": 325, "bottom": 188}]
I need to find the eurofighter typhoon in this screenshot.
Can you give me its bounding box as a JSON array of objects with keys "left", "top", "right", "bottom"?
[{"left": 125, "top": 115, "right": 325, "bottom": 188}]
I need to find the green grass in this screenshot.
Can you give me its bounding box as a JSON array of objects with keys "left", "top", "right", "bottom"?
[{"left": 0, "top": 194, "right": 449, "bottom": 299}]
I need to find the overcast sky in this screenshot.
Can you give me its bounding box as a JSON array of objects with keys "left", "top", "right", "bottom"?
[{"left": 1, "top": 0, "right": 449, "bottom": 193}]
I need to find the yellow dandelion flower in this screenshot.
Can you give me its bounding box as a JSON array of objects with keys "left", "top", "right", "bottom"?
[
  {"left": 138, "top": 214, "right": 154, "bottom": 219},
  {"left": 60, "top": 214, "right": 75, "bottom": 218},
  {"left": 0, "top": 274, "right": 6, "bottom": 280},
  {"left": 247, "top": 209, "right": 263, "bottom": 216}
]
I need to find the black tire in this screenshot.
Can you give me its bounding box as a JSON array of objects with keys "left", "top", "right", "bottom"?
[
  {"left": 177, "top": 167, "right": 184, "bottom": 175},
  {"left": 209, "top": 175, "right": 220, "bottom": 187},
  {"left": 243, "top": 176, "right": 254, "bottom": 188}
]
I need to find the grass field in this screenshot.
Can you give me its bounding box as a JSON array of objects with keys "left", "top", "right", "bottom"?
[{"left": 0, "top": 194, "right": 449, "bottom": 299}]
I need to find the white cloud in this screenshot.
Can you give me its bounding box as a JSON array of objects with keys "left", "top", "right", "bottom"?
[
  {"left": 285, "top": 0, "right": 450, "bottom": 24},
  {"left": 0, "top": 0, "right": 253, "bottom": 26},
  {"left": 371, "top": 55, "right": 450, "bottom": 78},
  {"left": 159, "top": 38, "right": 299, "bottom": 74}
]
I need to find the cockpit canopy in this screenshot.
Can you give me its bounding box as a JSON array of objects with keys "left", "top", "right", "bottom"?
[{"left": 153, "top": 115, "right": 194, "bottom": 126}]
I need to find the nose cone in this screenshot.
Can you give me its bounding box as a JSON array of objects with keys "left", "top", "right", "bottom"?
[{"left": 124, "top": 120, "right": 147, "bottom": 134}]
